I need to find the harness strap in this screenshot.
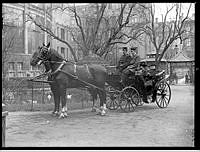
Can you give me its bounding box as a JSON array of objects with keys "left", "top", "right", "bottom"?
[
  {"left": 51, "top": 60, "right": 66, "bottom": 75},
  {"left": 74, "top": 64, "right": 77, "bottom": 76},
  {"left": 85, "top": 64, "right": 92, "bottom": 79}
]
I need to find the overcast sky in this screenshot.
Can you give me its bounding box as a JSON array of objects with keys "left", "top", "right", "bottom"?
[
  {"left": 74, "top": 3, "right": 195, "bottom": 21},
  {"left": 154, "top": 3, "right": 195, "bottom": 21}
]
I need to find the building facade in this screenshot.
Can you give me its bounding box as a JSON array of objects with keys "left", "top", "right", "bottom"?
[
  {"left": 3, "top": 3, "right": 52, "bottom": 78},
  {"left": 51, "top": 4, "right": 77, "bottom": 61},
  {"left": 2, "top": 3, "right": 77, "bottom": 78},
  {"left": 100, "top": 3, "right": 153, "bottom": 65}
]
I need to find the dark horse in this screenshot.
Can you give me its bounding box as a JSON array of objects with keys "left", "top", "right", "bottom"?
[{"left": 30, "top": 42, "right": 108, "bottom": 118}]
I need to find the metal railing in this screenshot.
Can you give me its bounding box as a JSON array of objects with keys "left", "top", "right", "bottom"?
[{"left": 7, "top": 70, "right": 42, "bottom": 78}]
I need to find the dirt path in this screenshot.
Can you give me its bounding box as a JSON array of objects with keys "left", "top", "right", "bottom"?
[{"left": 5, "top": 85, "right": 194, "bottom": 147}]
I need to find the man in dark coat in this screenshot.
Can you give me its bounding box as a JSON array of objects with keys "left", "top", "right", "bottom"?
[
  {"left": 120, "top": 47, "right": 140, "bottom": 83},
  {"left": 119, "top": 47, "right": 148, "bottom": 103},
  {"left": 116, "top": 47, "right": 132, "bottom": 73}
]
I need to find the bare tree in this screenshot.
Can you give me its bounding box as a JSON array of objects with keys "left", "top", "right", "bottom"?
[
  {"left": 26, "top": 4, "right": 78, "bottom": 61},
  {"left": 2, "top": 11, "right": 19, "bottom": 103},
  {"left": 27, "top": 3, "right": 149, "bottom": 61},
  {"left": 67, "top": 3, "right": 147, "bottom": 58},
  {"left": 141, "top": 3, "right": 193, "bottom": 68}
]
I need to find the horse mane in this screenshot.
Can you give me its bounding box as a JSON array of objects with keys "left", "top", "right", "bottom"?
[
  {"left": 46, "top": 47, "right": 76, "bottom": 65},
  {"left": 49, "top": 48, "right": 65, "bottom": 61}
]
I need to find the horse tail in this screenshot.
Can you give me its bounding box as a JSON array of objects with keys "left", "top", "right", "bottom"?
[{"left": 105, "top": 72, "right": 122, "bottom": 91}]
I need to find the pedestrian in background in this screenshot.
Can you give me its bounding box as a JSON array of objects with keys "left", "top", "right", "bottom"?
[{"left": 185, "top": 73, "right": 188, "bottom": 84}]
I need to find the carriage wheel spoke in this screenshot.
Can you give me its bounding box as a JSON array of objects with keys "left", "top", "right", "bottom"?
[
  {"left": 156, "top": 83, "right": 170, "bottom": 108},
  {"left": 113, "top": 100, "right": 118, "bottom": 108},
  {"left": 162, "top": 83, "right": 167, "bottom": 90},
  {"left": 119, "top": 87, "right": 139, "bottom": 112},
  {"left": 157, "top": 96, "right": 162, "bottom": 104},
  {"left": 162, "top": 98, "right": 165, "bottom": 107},
  {"left": 155, "top": 82, "right": 171, "bottom": 108},
  {"left": 130, "top": 101, "right": 135, "bottom": 110},
  {"left": 163, "top": 97, "right": 168, "bottom": 106},
  {"left": 125, "top": 101, "right": 128, "bottom": 111},
  {"left": 159, "top": 97, "right": 164, "bottom": 107},
  {"left": 164, "top": 96, "right": 169, "bottom": 104}
]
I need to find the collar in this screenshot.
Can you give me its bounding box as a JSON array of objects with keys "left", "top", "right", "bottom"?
[{"left": 51, "top": 60, "right": 66, "bottom": 75}]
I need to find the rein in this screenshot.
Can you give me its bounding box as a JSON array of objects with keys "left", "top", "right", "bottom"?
[{"left": 42, "top": 60, "right": 75, "bottom": 64}]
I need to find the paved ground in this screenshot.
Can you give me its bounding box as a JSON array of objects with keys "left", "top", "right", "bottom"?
[{"left": 5, "top": 85, "right": 194, "bottom": 147}]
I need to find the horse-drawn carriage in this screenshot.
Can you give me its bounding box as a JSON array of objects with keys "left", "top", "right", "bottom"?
[
  {"left": 30, "top": 42, "right": 171, "bottom": 117},
  {"left": 105, "top": 62, "right": 171, "bottom": 112}
]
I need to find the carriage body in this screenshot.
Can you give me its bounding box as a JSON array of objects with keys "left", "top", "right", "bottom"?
[{"left": 106, "top": 64, "right": 171, "bottom": 112}]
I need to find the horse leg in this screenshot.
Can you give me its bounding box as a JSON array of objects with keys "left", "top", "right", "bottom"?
[
  {"left": 51, "top": 84, "right": 60, "bottom": 116},
  {"left": 98, "top": 89, "right": 107, "bottom": 116},
  {"left": 88, "top": 89, "right": 98, "bottom": 112},
  {"left": 59, "top": 86, "right": 68, "bottom": 119}
]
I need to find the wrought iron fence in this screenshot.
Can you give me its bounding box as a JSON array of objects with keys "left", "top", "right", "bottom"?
[{"left": 3, "top": 78, "right": 94, "bottom": 111}]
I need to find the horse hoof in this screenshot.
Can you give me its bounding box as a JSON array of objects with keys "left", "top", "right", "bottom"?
[
  {"left": 101, "top": 111, "right": 106, "bottom": 116},
  {"left": 63, "top": 112, "right": 68, "bottom": 117},
  {"left": 52, "top": 111, "right": 59, "bottom": 117},
  {"left": 91, "top": 108, "right": 97, "bottom": 112},
  {"left": 95, "top": 108, "right": 103, "bottom": 115},
  {"left": 58, "top": 112, "right": 68, "bottom": 119},
  {"left": 58, "top": 115, "right": 65, "bottom": 119}
]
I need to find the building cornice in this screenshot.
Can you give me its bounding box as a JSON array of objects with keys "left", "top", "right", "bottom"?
[
  {"left": 3, "top": 3, "right": 25, "bottom": 11},
  {"left": 8, "top": 53, "right": 32, "bottom": 56},
  {"left": 3, "top": 3, "right": 52, "bottom": 22}
]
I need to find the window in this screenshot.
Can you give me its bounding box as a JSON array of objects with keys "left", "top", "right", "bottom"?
[
  {"left": 8, "top": 62, "right": 15, "bottom": 71},
  {"left": 61, "top": 47, "right": 65, "bottom": 58},
  {"left": 61, "top": 28, "right": 65, "bottom": 40},
  {"left": 57, "top": 27, "right": 60, "bottom": 38},
  {"left": 132, "top": 17, "right": 138, "bottom": 23},
  {"left": 66, "top": 30, "right": 69, "bottom": 41},
  {"left": 57, "top": 46, "right": 59, "bottom": 52},
  {"left": 186, "top": 26, "right": 190, "bottom": 32},
  {"left": 186, "top": 39, "right": 191, "bottom": 47},
  {"left": 108, "top": 4, "right": 112, "bottom": 9},
  {"left": 66, "top": 48, "right": 69, "bottom": 60},
  {"left": 71, "top": 20, "right": 75, "bottom": 26},
  {"left": 16, "top": 62, "right": 23, "bottom": 70},
  {"left": 186, "top": 26, "right": 191, "bottom": 35},
  {"left": 31, "top": 65, "right": 38, "bottom": 71}
]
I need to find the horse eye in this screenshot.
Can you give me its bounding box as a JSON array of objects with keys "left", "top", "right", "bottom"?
[{"left": 43, "top": 50, "right": 48, "bottom": 54}]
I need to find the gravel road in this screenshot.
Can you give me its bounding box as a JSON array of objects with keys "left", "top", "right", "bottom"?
[{"left": 5, "top": 85, "right": 194, "bottom": 147}]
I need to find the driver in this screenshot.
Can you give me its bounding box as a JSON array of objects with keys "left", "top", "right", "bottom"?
[
  {"left": 116, "top": 47, "right": 132, "bottom": 73},
  {"left": 118, "top": 47, "right": 148, "bottom": 103}
]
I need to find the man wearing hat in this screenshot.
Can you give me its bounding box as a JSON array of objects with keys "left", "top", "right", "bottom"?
[
  {"left": 120, "top": 47, "right": 148, "bottom": 103},
  {"left": 129, "top": 47, "right": 140, "bottom": 67},
  {"left": 116, "top": 47, "right": 132, "bottom": 73},
  {"left": 130, "top": 47, "right": 148, "bottom": 103}
]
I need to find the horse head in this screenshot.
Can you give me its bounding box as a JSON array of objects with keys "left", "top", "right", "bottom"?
[{"left": 30, "top": 42, "right": 51, "bottom": 66}]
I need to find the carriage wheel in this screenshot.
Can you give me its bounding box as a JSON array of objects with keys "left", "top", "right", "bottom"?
[
  {"left": 155, "top": 81, "right": 171, "bottom": 108},
  {"left": 106, "top": 86, "right": 120, "bottom": 110},
  {"left": 119, "top": 86, "right": 140, "bottom": 112},
  {"left": 106, "top": 90, "right": 120, "bottom": 110}
]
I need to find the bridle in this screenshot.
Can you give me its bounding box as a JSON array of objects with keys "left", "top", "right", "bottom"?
[
  {"left": 36, "top": 46, "right": 51, "bottom": 64},
  {"left": 36, "top": 46, "right": 75, "bottom": 65}
]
